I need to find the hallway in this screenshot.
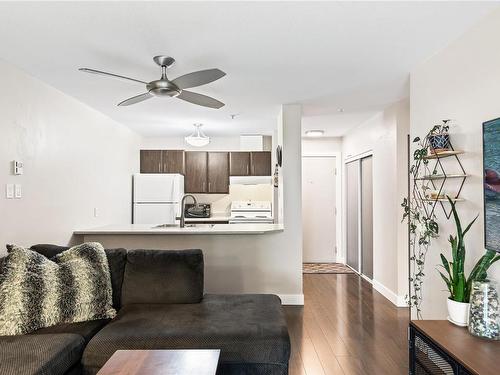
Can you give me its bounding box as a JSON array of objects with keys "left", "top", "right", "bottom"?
[{"left": 284, "top": 274, "right": 408, "bottom": 374}]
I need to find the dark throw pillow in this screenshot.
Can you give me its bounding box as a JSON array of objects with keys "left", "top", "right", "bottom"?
[{"left": 0, "top": 242, "right": 116, "bottom": 336}]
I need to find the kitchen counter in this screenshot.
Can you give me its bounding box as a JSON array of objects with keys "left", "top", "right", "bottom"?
[{"left": 74, "top": 223, "right": 283, "bottom": 235}]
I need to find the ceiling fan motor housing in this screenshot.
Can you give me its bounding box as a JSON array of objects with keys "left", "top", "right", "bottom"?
[{"left": 146, "top": 80, "right": 181, "bottom": 97}]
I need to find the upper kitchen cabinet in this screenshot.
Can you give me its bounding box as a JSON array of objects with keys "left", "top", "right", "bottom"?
[
  {"left": 140, "top": 150, "right": 185, "bottom": 174},
  {"left": 229, "top": 151, "right": 272, "bottom": 176},
  {"left": 250, "top": 152, "right": 272, "bottom": 176},
  {"left": 207, "top": 152, "right": 229, "bottom": 193},
  {"left": 185, "top": 151, "right": 208, "bottom": 193},
  {"left": 162, "top": 150, "right": 185, "bottom": 174},
  {"left": 229, "top": 152, "right": 251, "bottom": 176},
  {"left": 140, "top": 150, "right": 163, "bottom": 173}
]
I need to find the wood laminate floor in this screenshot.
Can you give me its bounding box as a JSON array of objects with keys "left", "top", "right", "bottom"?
[{"left": 284, "top": 274, "right": 408, "bottom": 375}]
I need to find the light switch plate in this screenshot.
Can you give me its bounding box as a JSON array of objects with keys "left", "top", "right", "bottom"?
[
  {"left": 6, "top": 184, "right": 14, "bottom": 199},
  {"left": 13, "top": 160, "right": 23, "bottom": 175},
  {"left": 14, "top": 184, "right": 22, "bottom": 198}
]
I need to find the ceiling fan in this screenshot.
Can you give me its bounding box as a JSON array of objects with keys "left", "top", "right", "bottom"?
[{"left": 79, "top": 55, "right": 226, "bottom": 109}]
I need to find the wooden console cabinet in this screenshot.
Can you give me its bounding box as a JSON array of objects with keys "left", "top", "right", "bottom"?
[{"left": 409, "top": 320, "right": 499, "bottom": 375}]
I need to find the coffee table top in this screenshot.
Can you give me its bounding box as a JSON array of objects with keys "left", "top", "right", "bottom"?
[{"left": 97, "top": 349, "right": 221, "bottom": 375}]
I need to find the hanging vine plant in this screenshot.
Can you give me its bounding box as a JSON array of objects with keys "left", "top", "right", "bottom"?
[{"left": 402, "top": 127, "right": 442, "bottom": 319}]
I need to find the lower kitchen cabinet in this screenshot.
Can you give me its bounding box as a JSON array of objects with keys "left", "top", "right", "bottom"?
[{"left": 207, "top": 152, "right": 229, "bottom": 193}]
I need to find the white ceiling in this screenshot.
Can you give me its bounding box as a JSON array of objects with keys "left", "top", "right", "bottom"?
[{"left": 0, "top": 1, "right": 497, "bottom": 137}]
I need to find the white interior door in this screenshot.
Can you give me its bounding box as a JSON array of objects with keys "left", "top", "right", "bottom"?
[{"left": 302, "top": 156, "right": 337, "bottom": 263}]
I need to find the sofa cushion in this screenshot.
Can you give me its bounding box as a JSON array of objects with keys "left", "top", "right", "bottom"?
[
  {"left": 82, "top": 294, "right": 290, "bottom": 374},
  {"left": 31, "top": 244, "right": 127, "bottom": 309},
  {"left": 0, "top": 243, "right": 116, "bottom": 336},
  {"left": 0, "top": 333, "right": 84, "bottom": 375},
  {"left": 121, "top": 249, "right": 203, "bottom": 305},
  {"left": 32, "top": 319, "right": 110, "bottom": 344}
]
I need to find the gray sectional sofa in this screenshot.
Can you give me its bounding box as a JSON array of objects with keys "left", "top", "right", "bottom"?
[{"left": 0, "top": 245, "right": 290, "bottom": 375}]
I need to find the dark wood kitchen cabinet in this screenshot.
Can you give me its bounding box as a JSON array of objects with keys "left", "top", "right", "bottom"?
[
  {"left": 250, "top": 152, "right": 272, "bottom": 176},
  {"left": 185, "top": 151, "right": 229, "bottom": 194},
  {"left": 185, "top": 151, "right": 208, "bottom": 193},
  {"left": 140, "top": 150, "right": 163, "bottom": 173},
  {"left": 229, "top": 152, "right": 251, "bottom": 176},
  {"left": 162, "top": 150, "right": 185, "bottom": 174},
  {"left": 207, "top": 152, "right": 229, "bottom": 193},
  {"left": 229, "top": 151, "right": 272, "bottom": 176},
  {"left": 140, "top": 150, "right": 185, "bottom": 174}
]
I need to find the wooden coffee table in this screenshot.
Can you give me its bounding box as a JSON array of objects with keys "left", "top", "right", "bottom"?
[{"left": 97, "top": 349, "right": 221, "bottom": 375}]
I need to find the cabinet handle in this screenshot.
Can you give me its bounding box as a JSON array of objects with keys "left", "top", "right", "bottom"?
[
  {"left": 163, "top": 163, "right": 167, "bottom": 173},
  {"left": 246, "top": 165, "right": 249, "bottom": 175},
  {"left": 158, "top": 163, "right": 161, "bottom": 173},
  {"left": 208, "top": 182, "right": 211, "bottom": 192},
  {"left": 203, "top": 181, "right": 206, "bottom": 191}
]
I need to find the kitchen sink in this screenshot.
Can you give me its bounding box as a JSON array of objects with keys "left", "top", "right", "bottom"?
[
  {"left": 153, "top": 223, "right": 215, "bottom": 229},
  {"left": 184, "top": 223, "right": 215, "bottom": 228},
  {"left": 152, "top": 224, "right": 179, "bottom": 228}
]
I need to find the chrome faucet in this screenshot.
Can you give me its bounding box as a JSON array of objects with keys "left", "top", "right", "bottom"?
[{"left": 177, "top": 194, "right": 198, "bottom": 228}]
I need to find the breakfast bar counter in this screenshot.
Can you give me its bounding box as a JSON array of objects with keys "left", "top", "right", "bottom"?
[
  {"left": 74, "top": 223, "right": 283, "bottom": 235},
  {"left": 73, "top": 222, "right": 301, "bottom": 305}
]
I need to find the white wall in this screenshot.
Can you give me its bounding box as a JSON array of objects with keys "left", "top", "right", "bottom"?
[
  {"left": 0, "top": 59, "right": 140, "bottom": 254},
  {"left": 342, "top": 99, "right": 409, "bottom": 306},
  {"left": 141, "top": 135, "right": 272, "bottom": 151},
  {"left": 302, "top": 137, "right": 342, "bottom": 155},
  {"left": 141, "top": 136, "right": 241, "bottom": 151},
  {"left": 411, "top": 8, "right": 500, "bottom": 319}
]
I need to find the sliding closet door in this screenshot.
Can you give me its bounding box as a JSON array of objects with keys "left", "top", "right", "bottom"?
[
  {"left": 346, "top": 160, "right": 360, "bottom": 271},
  {"left": 361, "top": 156, "right": 373, "bottom": 279}
]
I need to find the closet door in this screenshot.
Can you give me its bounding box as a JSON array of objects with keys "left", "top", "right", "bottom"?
[
  {"left": 361, "top": 156, "right": 373, "bottom": 279},
  {"left": 346, "top": 160, "right": 360, "bottom": 271}
]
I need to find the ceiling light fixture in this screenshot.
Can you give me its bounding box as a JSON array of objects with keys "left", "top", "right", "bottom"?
[
  {"left": 185, "top": 124, "right": 210, "bottom": 147},
  {"left": 305, "top": 130, "right": 325, "bottom": 138}
]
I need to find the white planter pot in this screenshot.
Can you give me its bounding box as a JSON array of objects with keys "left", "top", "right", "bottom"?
[{"left": 447, "top": 298, "right": 470, "bottom": 327}]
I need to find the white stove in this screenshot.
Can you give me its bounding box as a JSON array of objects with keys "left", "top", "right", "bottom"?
[{"left": 229, "top": 201, "right": 274, "bottom": 224}]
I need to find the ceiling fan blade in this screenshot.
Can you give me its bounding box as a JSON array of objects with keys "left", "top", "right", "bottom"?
[
  {"left": 172, "top": 69, "right": 226, "bottom": 89},
  {"left": 79, "top": 68, "right": 147, "bottom": 85},
  {"left": 177, "top": 91, "right": 225, "bottom": 109},
  {"left": 117, "top": 92, "right": 153, "bottom": 106}
]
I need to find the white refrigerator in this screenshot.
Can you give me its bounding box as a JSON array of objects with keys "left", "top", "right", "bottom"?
[{"left": 133, "top": 173, "right": 184, "bottom": 224}]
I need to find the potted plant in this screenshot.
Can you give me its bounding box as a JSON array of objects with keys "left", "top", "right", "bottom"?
[
  {"left": 428, "top": 119, "right": 451, "bottom": 154},
  {"left": 438, "top": 197, "right": 499, "bottom": 326}
]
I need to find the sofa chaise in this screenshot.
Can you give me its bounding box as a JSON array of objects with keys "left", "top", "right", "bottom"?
[{"left": 0, "top": 245, "right": 290, "bottom": 375}]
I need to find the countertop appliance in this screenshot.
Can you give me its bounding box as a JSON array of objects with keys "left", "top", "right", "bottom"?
[
  {"left": 229, "top": 201, "right": 273, "bottom": 224},
  {"left": 133, "top": 173, "right": 184, "bottom": 224},
  {"left": 185, "top": 203, "right": 211, "bottom": 218}
]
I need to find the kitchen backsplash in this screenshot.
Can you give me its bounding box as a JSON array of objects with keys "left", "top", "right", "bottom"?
[{"left": 193, "top": 184, "right": 273, "bottom": 215}]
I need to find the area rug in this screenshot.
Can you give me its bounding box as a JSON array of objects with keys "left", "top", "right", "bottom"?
[{"left": 303, "top": 263, "right": 355, "bottom": 274}]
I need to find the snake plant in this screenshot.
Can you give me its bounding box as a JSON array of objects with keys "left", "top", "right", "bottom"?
[{"left": 438, "top": 197, "right": 500, "bottom": 303}]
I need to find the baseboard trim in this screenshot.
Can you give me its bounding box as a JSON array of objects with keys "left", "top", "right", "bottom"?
[
  {"left": 278, "top": 294, "right": 304, "bottom": 305},
  {"left": 372, "top": 280, "right": 407, "bottom": 308}
]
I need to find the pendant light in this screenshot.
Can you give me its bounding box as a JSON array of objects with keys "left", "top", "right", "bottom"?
[{"left": 185, "top": 124, "right": 210, "bottom": 147}]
